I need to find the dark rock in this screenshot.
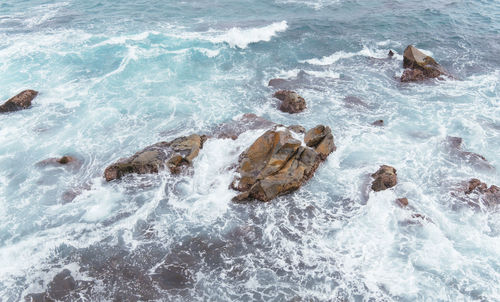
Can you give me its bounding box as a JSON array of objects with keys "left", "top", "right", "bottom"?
[
  {"left": 388, "top": 50, "right": 394, "bottom": 57},
  {"left": 371, "top": 120, "right": 384, "bottom": 126},
  {"left": 371, "top": 165, "right": 397, "bottom": 192},
  {"left": 0, "top": 90, "right": 38, "bottom": 112},
  {"left": 104, "top": 134, "right": 207, "bottom": 181},
  {"left": 400, "top": 45, "right": 447, "bottom": 82},
  {"left": 396, "top": 197, "right": 408, "bottom": 207},
  {"left": 459, "top": 178, "right": 500, "bottom": 207},
  {"left": 273, "top": 90, "right": 306, "bottom": 114},
  {"left": 232, "top": 125, "right": 335, "bottom": 202},
  {"left": 212, "top": 113, "right": 275, "bottom": 140}
]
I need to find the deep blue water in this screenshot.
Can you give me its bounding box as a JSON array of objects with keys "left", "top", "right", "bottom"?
[{"left": 0, "top": 0, "right": 499, "bottom": 301}]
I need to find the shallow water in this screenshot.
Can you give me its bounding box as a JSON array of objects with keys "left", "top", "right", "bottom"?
[{"left": 0, "top": 0, "right": 499, "bottom": 301}]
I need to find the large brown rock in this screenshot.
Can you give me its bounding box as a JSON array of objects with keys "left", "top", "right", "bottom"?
[
  {"left": 0, "top": 90, "right": 38, "bottom": 112},
  {"left": 371, "top": 165, "right": 397, "bottom": 191},
  {"left": 273, "top": 90, "right": 306, "bottom": 114},
  {"left": 104, "top": 134, "right": 207, "bottom": 181},
  {"left": 400, "top": 45, "right": 447, "bottom": 82},
  {"left": 232, "top": 125, "right": 335, "bottom": 202}
]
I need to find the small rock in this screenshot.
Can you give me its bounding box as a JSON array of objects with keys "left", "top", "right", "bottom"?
[
  {"left": 0, "top": 90, "right": 38, "bottom": 112},
  {"left": 388, "top": 50, "right": 394, "bottom": 57},
  {"left": 371, "top": 165, "right": 397, "bottom": 192},
  {"left": 371, "top": 120, "right": 384, "bottom": 126},
  {"left": 273, "top": 90, "right": 306, "bottom": 114},
  {"left": 287, "top": 125, "right": 306, "bottom": 134},
  {"left": 396, "top": 197, "right": 408, "bottom": 207}
]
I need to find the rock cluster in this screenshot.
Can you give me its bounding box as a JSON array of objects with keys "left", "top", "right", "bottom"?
[
  {"left": 400, "top": 45, "right": 447, "bottom": 82},
  {"left": 465, "top": 178, "right": 499, "bottom": 200},
  {"left": 104, "top": 134, "right": 207, "bottom": 181},
  {"left": 232, "top": 125, "right": 335, "bottom": 202},
  {"left": 0, "top": 90, "right": 38, "bottom": 112}
]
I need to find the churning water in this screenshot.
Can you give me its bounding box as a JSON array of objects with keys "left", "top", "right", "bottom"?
[{"left": 0, "top": 0, "right": 499, "bottom": 301}]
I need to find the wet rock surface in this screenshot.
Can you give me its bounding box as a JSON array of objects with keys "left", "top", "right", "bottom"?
[
  {"left": 273, "top": 90, "right": 306, "bottom": 114},
  {"left": 400, "top": 45, "right": 447, "bottom": 82},
  {"left": 371, "top": 119, "right": 384, "bottom": 126},
  {"left": 343, "top": 96, "right": 370, "bottom": 109},
  {"left": 371, "top": 165, "right": 397, "bottom": 192},
  {"left": 0, "top": 90, "right": 38, "bottom": 113},
  {"left": 232, "top": 125, "right": 335, "bottom": 202},
  {"left": 104, "top": 134, "right": 207, "bottom": 181}
]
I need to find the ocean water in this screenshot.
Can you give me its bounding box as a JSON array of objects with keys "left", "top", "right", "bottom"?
[{"left": 0, "top": 0, "right": 499, "bottom": 301}]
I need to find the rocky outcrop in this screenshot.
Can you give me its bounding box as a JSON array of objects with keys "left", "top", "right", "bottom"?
[
  {"left": 0, "top": 90, "right": 38, "bottom": 113},
  {"left": 400, "top": 45, "right": 447, "bottom": 82},
  {"left": 371, "top": 165, "right": 397, "bottom": 191},
  {"left": 232, "top": 125, "right": 335, "bottom": 202},
  {"left": 104, "top": 134, "right": 207, "bottom": 181},
  {"left": 273, "top": 90, "right": 306, "bottom": 114}
]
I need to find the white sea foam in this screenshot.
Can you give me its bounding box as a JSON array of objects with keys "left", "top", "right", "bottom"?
[
  {"left": 301, "top": 45, "right": 403, "bottom": 65},
  {"left": 193, "top": 21, "right": 288, "bottom": 49}
]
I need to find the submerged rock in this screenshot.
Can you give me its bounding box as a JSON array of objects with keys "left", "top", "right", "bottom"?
[
  {"left": 371, "top": 165, "right": 397, "bottom": 192},
  {"left": 400, "top": 45, "right": 447, "bottom": 82},
  {"left": 232, "top": 125, "right": 335, "bottom": 202},
  {"left": 371, "top": 119, "right": 384, "bottom": 126},
  {"left": 38, "top": 155, "right": 79, "bottom": 167},
  {"left": 212, "top": 113, "right": 275, "bottom": 140},
  {"left": 104, "top": 134, "right": 207, "bottom": 181},
  {"left": 0, "top": 90, "right": 38, "bottom": 113},
  {"left": 273, "top": 90, "right": 306, "bottom": 114},
  {"left": 444, "top": 136, "right": 493, "bottom": 170},
  {"left": 25, "top": 269, "right": 94, "bottom": 302}
]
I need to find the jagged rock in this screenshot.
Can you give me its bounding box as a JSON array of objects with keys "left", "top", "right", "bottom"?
[
  {"left": 232, "top": 125, "right": 335, "bottom": 202},
  {"left": 212, "top": 113, "right": 275, "bottom": 140},
  {"left": 371, "top": 165, "right": 397, "bottom": 192},
  {"left": 372, "top": 119, "right": 384, "bottom": 126},
  {"left": 104, "top": 134, "right": 207, "bottom": 181},
  {"left": 273, "top": 90, "right": 306, "bottom": 114},
  {"left": 0, "top": 90, "right": 38, "bottom": 112},
  {"left": 400, "top": 45, "right": 447, "bottom": 82},
  {"left": 396, "top": 197, "right": 408, "bottom": 207},
  {"left": 304, "top": 125, "right": 336, "bottom": 160},
  {"left": 388, "top": 50, "right": 394, "bottom": 58}
]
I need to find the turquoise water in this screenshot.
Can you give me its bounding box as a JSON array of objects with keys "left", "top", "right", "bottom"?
[{"left": 0, "top": 0, "right": 499, "bottom": 301}]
